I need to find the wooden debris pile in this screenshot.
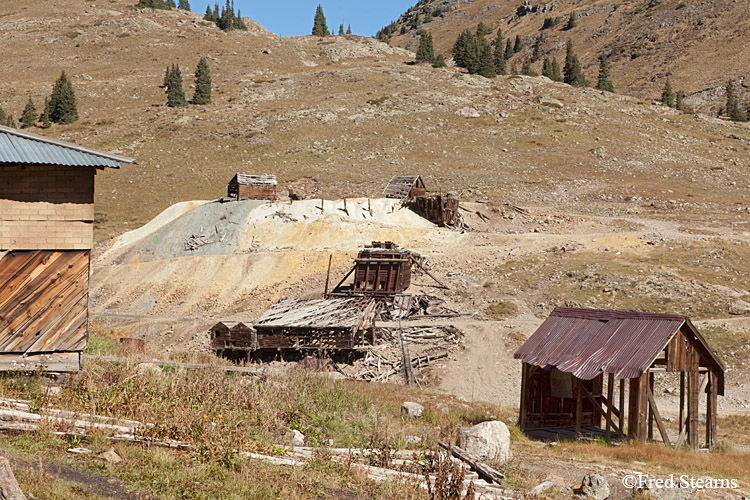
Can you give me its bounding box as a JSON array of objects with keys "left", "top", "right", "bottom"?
[
  {"left": 344, "top": 325, "right": 464, "bottom": 383},
  {"left": 380, "top": 295, "right": 459, "bottom": 321}
]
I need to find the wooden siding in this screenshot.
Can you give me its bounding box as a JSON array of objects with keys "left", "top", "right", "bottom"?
[
  {"left": 0, "top": 250, "right": 89, "bottom": 354},
  {"left": 353, "top": 252, "right": 411, "bottom": 294},
  {"left": 521, "top": 366, "right": 602, "bottom": 429},
  {"left": 411, "top": 195, "right": 459, "bottom": 227}
]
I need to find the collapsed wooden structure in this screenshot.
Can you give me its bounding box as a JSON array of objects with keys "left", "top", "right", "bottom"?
[
  {"left": 0, "top": 125, "right": 135, "bottom": 372},
  {"left": 211, "top": 298, "right": 378, "bottom": 358},
  {"left": 227, "top": 173, "right": 277, "bottom": 200},
  {"left": 382, "top": 176, "right": 426, "bottom": 199},
  {"left": 514, "top": 307, "right": 725, "bottom": 450},
  {"left": 409, "top": 194, "right": 460, "bottom": 227}
]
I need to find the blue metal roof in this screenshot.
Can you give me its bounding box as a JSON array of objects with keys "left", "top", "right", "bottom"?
[{"left": 0, "top": 125, "right": 135, "bottom": 168}]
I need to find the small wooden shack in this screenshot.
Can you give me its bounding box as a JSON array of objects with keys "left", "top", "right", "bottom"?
[
  {"left": 382, "top": 176, "right": 426, "bottom": 199},
  {"left": 227, "top": 174, "right": 277, "bottom": 200},
  {"left": 329, "top": 242, "right": 415, "bottom": 298},
  {"left": 210, "top": 321, "right": 256, "bottom": 356},
  {"left": 0, "top": 125, "right": 135, "bottom": 371},
  {"left": 514, "top": 307, "right": 725, "bottom": 450}
]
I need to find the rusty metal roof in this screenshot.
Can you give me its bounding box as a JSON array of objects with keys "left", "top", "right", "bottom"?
[
  {"left": 0, "top": 125, "right": 135, "bottom": 168},
  {"left": 514, "top": 307, "right": 719, "bottom": 381}
]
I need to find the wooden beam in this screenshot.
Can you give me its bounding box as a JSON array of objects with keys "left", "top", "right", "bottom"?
[
  {"left": 438, "top": 442, "right": 505, "bottom": 485},
  {"left": 323, "top": 255, "right": 332, "bottom": 298},
  {"left": 619, "top": 378, "right": 625, "bottom": 436},
  {"left": 647, "top": 387, "right": 671, "bottom": 447},
  {"left": 575, "top": 378, "right": 582, "bottom": 438},
  {"left": 519, "top": 363, "right": 528, "bottom": 431},
  {"left": 679, "top": 372, "right": 685, "bottom": 436},
  {"left": 675, "top": 373, "right": 708, "bottom": 449},
  {"left": 411, "top": 257, "right": 448, "bottom": 289},
  {"left": 648, "top": 371, "right": 655, "bottom": 441},
  {"left": 606, "top": 373, "right": 614, "bottom": 442},
  {"left": 0, "top": 352, "right": 81, "bottom": 372},
  {"left": 581, "top": 385, "right": 625, "bottom": 440},
  {"left": 331, "top": 265, "right": 356, "bottom": 293},
  {"left": 706, "top": 370, "right": 717, "bottom": 449}
]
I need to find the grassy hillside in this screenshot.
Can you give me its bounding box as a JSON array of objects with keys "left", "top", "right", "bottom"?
[{"left": 384, "top": 0, "right": 750, "bottom": 112}]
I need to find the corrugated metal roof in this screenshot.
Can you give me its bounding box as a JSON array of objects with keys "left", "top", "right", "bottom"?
[
  {"left": 514, "top": 307, "right": 688, "bottom": 380},
  {"left": 0, "top": 125, "right": 135, "bottom": 168}
]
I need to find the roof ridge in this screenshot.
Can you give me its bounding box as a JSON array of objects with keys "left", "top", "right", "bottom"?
[{"left": 551, "top": 307, "right": 686, "bottom": 321}]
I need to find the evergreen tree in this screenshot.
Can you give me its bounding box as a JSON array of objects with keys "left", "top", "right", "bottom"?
[
  {"left": 217, "top": 0, "right": 233, "bottom": 30},
  {"left": 432, "top": 54, "right": 446, "bottom": 68},
  {"left": 476, "top": 21, "right": 490, "bottom": 37},
  {"left": 5, "top": 114, "right": 15, "bottom": 128},
  {"left": 312, "top": 4, "right": 330, "bottom": 36},
  {"left": 675, "top": 90, "right": 685, "bottom": 111},
  {"left": 726, "top": 80, "right": 748, "bottom": 121},
  {"left": 521, "top": 59, "right": 536, "bottom": 76},
  {"left": 178, "top": 0, "right": 190, "bottom": 9},
  {"left": 595, "top": 54, "right": 614, "bottom": 92},
  {"left": 452, "top": 29, "right": 477, "bottom": 70},
  {"left": 531, "top": 34, "right": 543, "bottom": 62},
  {"left": 563, "top": 40, "right": 587, "bottom": 87},
  {"left": 493, "top": 37, "right": 507, "bottom": 75},
  {"left": 167, "top": 0, "right": 175, "bottom": 8},
  {"left": 0, "top": 106, "right": 5, "bottom": 125},
  {"left": 339, "top": 23, "right": 344, "bottom": 35},
  {"left": 234, "top": 9, "right": 246, "bottom": 29},
  {"left": 163, "top": 64, "right": 171, "bottom": 88},
  {"left": 564, "top": 12, "right": 577, "bottom": 30},
  {"left": 504, "top": 39, "right": 513, "bottom": 60},
  {"left": 166, "top": 64, "right": 188, "bottom": 107},
  {"left": 513, "top": 34, "right": 522, "bottom": 53},
  {"left": 476, "top": 35, "right": 495, "bottom": 78},
  {"left": 39, "top": 97, "right": 51, "bottom": 129},
  {"left": 661, "top": 78, "right": 675, "bottom": 107},
  {"left": 204, "top": 5, "right": 213, "bottom": 20},
  {"left": 48, "top": 70, "right": 79, "bottom": 124},
  {"left": 20, "top": 97, "right": 38, "bottom": 128},
  {"left": 542, "top": 57, "right": 553, "bottom": 79},
  {"left": 136, "top": 0, "right": 171, "bottom": 9},
  {"left": 346, "top": 24, "right": 351, "bottom": 34},
  {"left": 212, "top": 3, "right": 220, "bottom": 21},
  {"left": 416, "top": 31, "right": 435, "bottom": 64},
  {"left": 192, "top": 57, "right": 212, "bottom": 105},
  {"left": 550, "top": 57, "right": 562, "bottom": 82}
]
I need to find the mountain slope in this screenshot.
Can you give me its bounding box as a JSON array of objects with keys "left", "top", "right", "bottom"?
[
  {"left": 0, "top": 0, "right": 748, "bottom": 242},
  {"left": 384, "top": 0, "right": 750, "bottom": 112}
]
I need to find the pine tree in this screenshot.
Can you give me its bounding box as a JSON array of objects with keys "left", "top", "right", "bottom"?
[
  {"left": 178, "top": 0, "right": 190, "bottom": 10},
  {"left": 339, "top": 23, "right": 344, "bottom": 35},
  {"left": 542, "top": 57, "right": 553, "bottom": 79},
  {"left": 136, "top": 0, "right": 171, "bottom": 9},
  {"left": 416, "top": 31, "right": 435, "bottom": 64},
  {"left": 48, "top": 70, "right": 79, "bottom": 124},
  {"left": 726, "top": 80, "right": 748, "bottom": 121},
  {"left": 235, "top": 9, "right": 246, "bottom": 29},
  {"left": 476, "top": 35, "right": 495, "bottom": 78},
  {"left": 550, "top": 57, "right": 562, "bottom": 82},
  {"left": 0, "top": 106, "right": 5, "bottom": 125},
  {"left": 312, "top": 4, "right": 329, "bottom": 36},
  {"left": 595, "top": 54, "right": 615, "bottom": 93},
  {"left": 346, "top": 24, "right": 351, "bottom": 35},
  {"left": 675, "top": 90, "right": 685, "bottom": 111},
  {"left": 432, "top": 54, "right": 446, "bottom": 68},
  {"left": 521, "top": 59, "right": 536, "bottom": 76},
  {"left": 564, "top": 12, "right": 577, "bottom": 30},
  {"left": 5, "top": 114, "right": 16, "bottom": 128},
  {"left": 513, "top": 34, "right": 522, "bottom": 53},
  {"left": 163, "top": 64, "right": 171, "bottom": 88},
  {"left": 212, "top": 3, "right": 219, "bottom": 21},
  {"left": 217, "top": 0, "right": 233, "bottom": 30},
  {"left": 167, "top": 0, "right": 175, "bottom": 8},
  {"left": 504, "top": 39, "right": 513, "bottom": 60},
  {"left": 476, "top": 22, "right": 490, "bottom": 37},
  {"left": 39, "top": 97, "right": 51, "bottom": 129},
  {"left": 452, "top": 29, "right": 476, "bottom": 70},
  {"left": 563, "top": 40, "right": 587, "bottom": 87},
  {"left": 531, "top": 34, "right": 543, "bottom": 62},
  {"left": 20, "top": 97, "right": 38, "bottom": 128},
  {"left": 204, "top": 5, "right": 213, "bottom": 20},
  {"left": 166, "top": 64, "right": 188, "bottom": 107},
  {"left": 493, "top": 37, "right": 507, "bottom": 75},
  {"left": 661, "top": 78, "right": 675, "bottom": 107},
  {"left": 192, "top": 57, "right": 211, "bottom": 105}
]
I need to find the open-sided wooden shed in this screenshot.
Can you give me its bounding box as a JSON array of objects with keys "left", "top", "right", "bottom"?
[
  {"left": 0, "top": 125, "right": 135, "bottom": 372},
  {"left": 382, "top": 176, "right": 426, "bottom": 199},
  {"left": 227, "top": 174, "right": 277, "bottom": 200},
  {"left": 514, "top": 307, "right": 725, "bottom": 450}
]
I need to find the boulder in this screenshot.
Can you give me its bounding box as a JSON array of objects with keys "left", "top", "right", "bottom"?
[
  {"left": 401, "top": 402, "right": 424, "bottom": 418},
  {"left": 729, "top": 299, "right": 750, "bottom": 315},
  {"left": 98, "top": 448, "right": 122, "bottom": 465},
  {"left": 456, "top": 420, "right": 512, "bottom": 465},
  {"left": 576, "top": 473, "right": 610, "bottom": 500},
  {"left": 285, "top": 429, "right": 305, "bottom": 447}
]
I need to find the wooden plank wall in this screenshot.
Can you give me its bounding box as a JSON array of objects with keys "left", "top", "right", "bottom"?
[
  {"left": 0, "top": 250, "right": 89, "bottom": 354},
  {"left": 521, "top": 367, "right": 601, "bottom": 429}
]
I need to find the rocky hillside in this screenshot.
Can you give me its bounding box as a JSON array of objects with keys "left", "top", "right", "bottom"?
[
  {"left": 384, "top": 0, "right": 750, "bottom": 112},
  {"left": 0, "top": 0, "right": 748, "bottom": 241}
]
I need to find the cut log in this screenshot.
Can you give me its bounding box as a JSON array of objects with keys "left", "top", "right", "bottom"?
[
  {"left": 0, "top": 456, "right": 28, "bottom": 500},
  {"left": 439, "top": 442, "right": 505, "bottom": 485}
]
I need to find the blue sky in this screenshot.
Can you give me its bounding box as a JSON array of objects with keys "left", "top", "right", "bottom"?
[{"left": 199, "top": 1, "right": 416, "bottom": 37}]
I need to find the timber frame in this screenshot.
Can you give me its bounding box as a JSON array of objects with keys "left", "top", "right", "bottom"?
[{"left": 515, "top": 308, "right": 725, "bottom": 450}]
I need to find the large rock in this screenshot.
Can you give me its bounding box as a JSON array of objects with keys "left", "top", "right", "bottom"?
[
  {"left": 729, "top": 299, "right": 750, "bottom": 315},
  {"left": 576, "top": 473, "right": 610, "bottom": 500},
  {"left": 401, "top": 402, "right": 424, "bottom": 418},
  {"left": 285, "top": 429, "right": 305, "bottom": 447},
  {"left": 456, "top": 420, "right": 512, "bottom": 465}
]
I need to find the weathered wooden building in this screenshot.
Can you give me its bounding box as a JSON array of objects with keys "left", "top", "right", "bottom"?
[
  {"left": 382, "top": 176, "right": 426, "bottom": 199},
  {"left": 0, "top": 125, "right": 134, "bottom": 371},
  {"left": 227, "top": 174, "right": 277, "bottom": 200},
  {"left": 410, "top": 194, "right": 460, "bottom": 227},
  {"left": 328, "top": 242, "right": 416, "bottom": 298},
  {"left": 514, "top": 307, "right": 725, "bottom": 450}
]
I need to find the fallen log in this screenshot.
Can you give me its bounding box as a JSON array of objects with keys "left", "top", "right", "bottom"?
[
  {"left": 439, "top": 442, "right": 505, "bottom": 485},
  {"left": 0, "top": 456, "right": 27, "bottom": 500}
]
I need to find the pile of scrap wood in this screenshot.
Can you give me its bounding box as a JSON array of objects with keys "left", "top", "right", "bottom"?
[
  {"left": 380, "top": 295, "right": 458, "bottom": 321},
  {"left": 342, "top": 325, "right": 464, "bottom": 383}
]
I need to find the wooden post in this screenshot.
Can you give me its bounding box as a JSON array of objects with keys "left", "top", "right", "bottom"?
[
  {"left": 605, "top": 373, "right": 614, "bottom": 442},
  {"left": 629, "top": 372, "right": 649, "bottom": 442},
  {"left": 648, "top": 371, "right": 655, "bottom": 441},
  {"left": 619, "top": 378, "right": 625, "bottom": 436},
  {"left": 519, "top": 363, "right": 528, "bottom": 431},
  {"left": 323, "top": 255, "right": 332, "bottom": 298},
  {"left": 575, "top": 377, "right": 582, "bottom": 438},
  {"left": 679, "top": 372, "right": 685, "bottom": 436},
  {"left": 687, "top": 370, "right": 700, "bottom": 451},
  {"left": 706, "top": 370, "right": 717, "bottom": 449}
]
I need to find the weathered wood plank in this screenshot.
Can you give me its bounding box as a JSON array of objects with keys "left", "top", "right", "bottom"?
[{"left": 0, "top": 352, "right": 80, "bottom": 372}]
